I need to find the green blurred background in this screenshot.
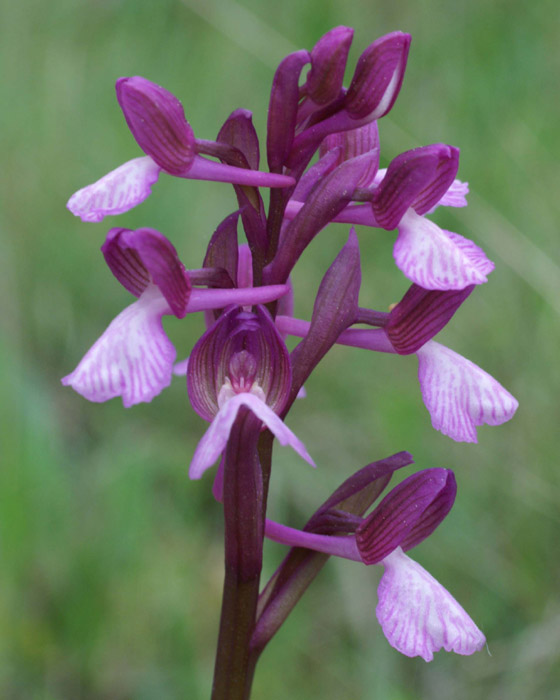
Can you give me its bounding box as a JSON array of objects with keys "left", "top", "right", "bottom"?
[{"left": 1, "top": 0, "right": 559, "bottom": 697}]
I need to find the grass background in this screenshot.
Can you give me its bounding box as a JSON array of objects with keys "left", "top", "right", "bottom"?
[{"left": 1, "top": 0, "right": 559, "bottom": 697}]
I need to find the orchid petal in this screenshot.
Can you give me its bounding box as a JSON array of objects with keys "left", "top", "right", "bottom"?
[
  {"left": 62, "top": 285, "right": 174, "bottom": 407},
  {"left": 427, "top": 178, "right": 469, "bottom": 213},
  {"left": 173, "top": 357, "right": 189, "bottom": 376},
  {"left": 377, "top": 548, "right": 486, "bottom": 661},
  {"left": 394, "top": 210, "right": 493, "bottom": 290},
  {"left": 189, "top": 392, "right": 315, "bottom": 479},
  {"left": 417, "top": 340, "right": 519, "bottom": 442},
  {"left": 67, "top": 157, "right": 161, "bottom": 223}
]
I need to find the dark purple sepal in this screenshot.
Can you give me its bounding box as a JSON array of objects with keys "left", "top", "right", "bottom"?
[
  {"left": 187, "top": 305, "right": 291, "bottom": 422},
  {"left": 345, "top": 32, "right": 411, "bottom": 120},
  {"left": 386, "top": 283, "right": 474, "bottom": 354},
  {"left": 267, "top": 50, "right": 311, "bottom": 172},
  {"left": 102, "top": 227, "right": 191, "bottom": 317},
  {"left": 116, "top": 77, "right": 195, "bottom": 176},
  {"left": 266, "top": 155, "right": 371, "bottom": 284},
  {"left": 306, "top": 26, "right": 354, "bottom": 106},
  {"left": 356, "top": 468, "right": 456, "bottom": 565},
  {"left": 373, "top": 145, "right": 460, "bottom": 230},
  {"left": 399, "top": 470, "right": 456, "bottom": 552},
  {"left": 288, "top": 229, "right": 361, "bottom": 404}
]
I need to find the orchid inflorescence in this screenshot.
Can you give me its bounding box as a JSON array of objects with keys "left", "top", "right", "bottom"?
[{"left": 64, "top": 25, "right": 518, "bottom": 696}]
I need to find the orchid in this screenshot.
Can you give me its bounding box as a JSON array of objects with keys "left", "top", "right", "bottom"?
[
  {"left": 263, "top": 466, "right": 486, "bottom": 661},
  {"left": 63, "top": 25, "right": 518, "bottom": 699},
  {"left": 62, "top": 227, "right": 291, "bottom": 406},
  {"left": 186, "top": 305, "right": 314, "bottom": 478}
]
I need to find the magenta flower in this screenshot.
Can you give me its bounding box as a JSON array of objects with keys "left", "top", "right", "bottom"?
[
  {"left": 62, "top": 228, "right": 290, "bottom": 406},
  {"left": 264, "top": 468, "right": 485, "bottom": 661},
  {"left": 276, "top": 274, "right": 518, "bottom": 443},
  {"left": 186, "top": 305, "right": 315, "bottom": 479},
  {"left": 67, "top": 77, "right": 296, "bottom": 223}
]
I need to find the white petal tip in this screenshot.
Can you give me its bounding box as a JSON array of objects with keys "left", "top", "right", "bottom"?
[
  {"left": 418, "top": 341, "right": 518, "bottom": 443},
  {"left": 67, "top": 157, "right": 161, "bottom": 223},
  {"left": 377, "top": 549, "right": 486, "bottom": 662}
]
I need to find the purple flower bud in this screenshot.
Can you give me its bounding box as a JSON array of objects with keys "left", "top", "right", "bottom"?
[
  {"left": 386, "top": 283, "right": 475, "bottom": 354},
  {"left": 203, "top": 212, "right": 240, "bottom": 288},
  {"left": 217, "top": 109, "right": 261, "bottom": 171},
  {"left": 267, "top": 50, "right": 311, "bottom": 171},
  {"left": 187, "top": 305, "right": 291, "bottom": 422},
  {"left": 116, "top": 77, "right": 196, "bottom": 176},
  {"left": 373, "top": 145, "right": 460, "bottom": 230},
  {"left": 345, "top": 32, "right": 411, "bottom": 120},
  {"left": 102, "top": 227, "right": 191, "bottom": 318},
  {"left": 217, "top": 111, "right": 267, "bottom": 253},
  {"left": 306, "top": 26, "right": 354, "bottom": 106},
  {"left": 356, "top": 468, "right": 456, "bottom": 564}
]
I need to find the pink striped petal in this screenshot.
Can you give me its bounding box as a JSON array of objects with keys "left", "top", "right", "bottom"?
[
  {"left": 417, "top": 340, "right": 518, "bottom": 442},
  {"left": 377, "top": 548, "right": 486, "bottom": 662},
  {"left": 189, "top": 392, "right": 315, "bottom": 479},
  {"left": 394, "top": 210, "right": 493, "bottom": 290},
  {"left": 62, "top": 285, "right": 174, "bottom": 407},
  {"left": 67, "top": 157, "right": 161, "bottom": 223},
  {"left": 427, "top": 178, "right": 469, "bottom": 213}
]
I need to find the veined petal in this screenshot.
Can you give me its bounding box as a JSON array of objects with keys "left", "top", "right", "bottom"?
[
  {"left": 189, "top": 392, "right": 315, "bottom": 479},
  {"left": 67, "top": 157, "right": 161, "bottom": 223},
  {"left": 377, "top": 548, "right": 486, "bottom": 662},
  {"left": 394, "top": 210, "right": 493, "bottom": 290},
  {"left": 427, "top": 178, "right": 469, "bottom": 213},
  {"left": 61, "top": 285, "right": 174, "bottom": 407},
  {"left": 417, "top": 340, "right": 519, "bottom": 442}
]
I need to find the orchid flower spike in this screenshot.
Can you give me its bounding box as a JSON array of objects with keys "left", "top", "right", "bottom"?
[
  {"left": 187, "top": 305, "right": 315, "bottom": 479},
  {"left": 62, "top": 228, "right": 290, "bottom": 406},
  {"left": 67, "top": 77, "right": 295, "bottom": 223}
]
